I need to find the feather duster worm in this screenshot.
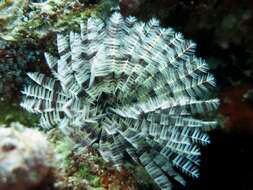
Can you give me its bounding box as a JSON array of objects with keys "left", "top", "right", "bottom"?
[{"left": 21, "top": 11, "right": 219, "bottom": 190}]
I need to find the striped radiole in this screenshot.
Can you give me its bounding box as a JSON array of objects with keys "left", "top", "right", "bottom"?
[{"left": 21, "top": 10, "right": 219, "bottom": 190}]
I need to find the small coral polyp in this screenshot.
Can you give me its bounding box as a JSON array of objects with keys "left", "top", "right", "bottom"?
[{"left": 21, "top": 11, "right": 219, "bottom": 190}]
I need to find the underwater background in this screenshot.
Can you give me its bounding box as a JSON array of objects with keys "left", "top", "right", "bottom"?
[{"left": 0, "top": 0, "right": 253, "bottom": 190}]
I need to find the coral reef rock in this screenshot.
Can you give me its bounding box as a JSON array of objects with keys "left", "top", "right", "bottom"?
[
  {"left": 0, "top": 0, "right": 116, "bottom": 42},
  {"left": 0, "top": 125, "right": 55, "bottom": 190},
  {"left": 21, "top": 10, "right": 219, "bottom": 190},
  {"left": 0, "top": 41, "right": 43, "bottom": 102},
  {"left": 0, "top": 0, "right": 29, "bottom": 41}
]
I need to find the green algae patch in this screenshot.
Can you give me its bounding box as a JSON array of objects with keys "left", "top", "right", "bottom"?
[
  {"left": 0, "top": 101, "right": 38, "bottom": 126},
  {"left": 50, "top": 134, "right": 105, "bottom": 189}
]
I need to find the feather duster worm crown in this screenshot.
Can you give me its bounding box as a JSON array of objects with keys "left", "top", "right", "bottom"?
[{"left": 20, "top": 11, "right": 219, "bottom": 190}]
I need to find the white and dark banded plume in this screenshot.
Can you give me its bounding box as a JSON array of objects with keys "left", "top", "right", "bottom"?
[{"left": 21, "top": 10, "right": 219, "bottom": 190}]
